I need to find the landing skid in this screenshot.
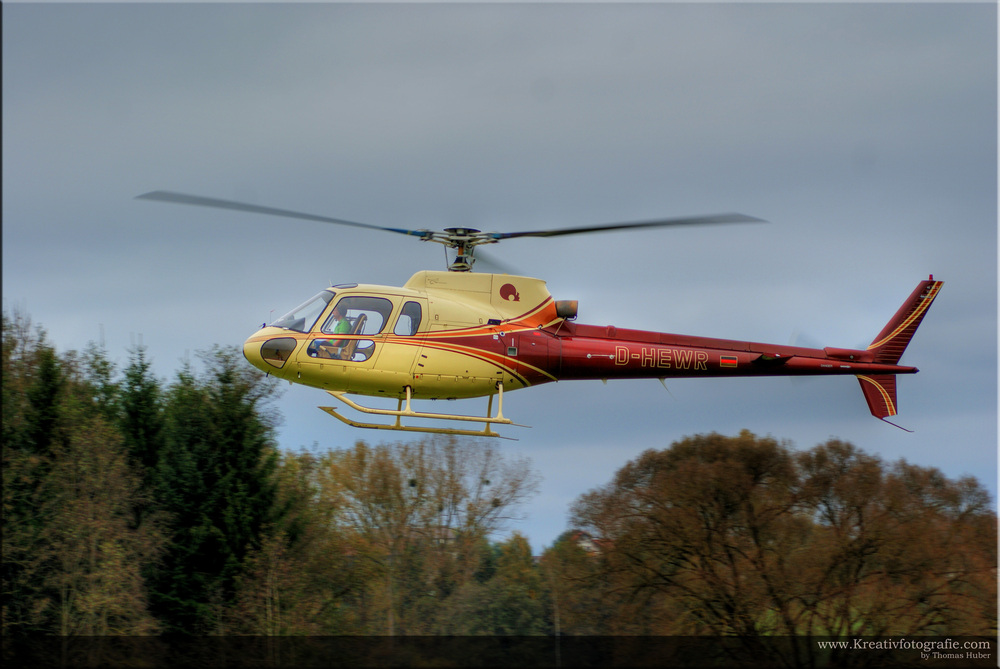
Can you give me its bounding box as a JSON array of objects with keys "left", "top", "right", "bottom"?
[{"left": 319, "top": 384, "right": 527, "bottom": 439}]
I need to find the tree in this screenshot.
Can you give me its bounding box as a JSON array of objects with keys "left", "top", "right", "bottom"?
[
  {"left": 795, "top": 440, "right": 997, "bottom": 637},
  {"left": 2, "top": 312, "right": 63, "bottom": 631},
  {"left": 570, "top": 431, "right": 996, "bottom": 664},
  {"left": 572, "top": 431, "right": 800, "bottom": 635},
  {"left": 226, "top": 451, "right": 360, "bottom": 635},
  {"left": 451, "top": 532, "right": 547, "bottom": 635},
  {"left": 2, "top": 311, "right": 163, "bottom": 634},
  {"left": 314, "top": 438, "right": 540, "bottom": 635},
  {"left": 539, "top": 531, "right": 627, "bottom": 635},
  {"left": 226, "top": 531, "right": 326, "bottom": 636},
  {"left": 22, "top": 345, "right": 63, "bottom": 458},
  {"left": 148, "top": 347, "right": 282, "bottom": 633},
  {"left": 119, "top": 346, "right": 164, "bottom": 480},
  {"left": 81, "top": 338, "right": 120, "bottom": 425},
  {"left": 44, "top": 417, "right": 163, "bottom": 635}
]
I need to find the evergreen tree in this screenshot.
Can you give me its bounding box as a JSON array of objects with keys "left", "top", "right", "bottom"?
[
  {"left": 22, "top": 346, "right": 62, "bottom": 458},
  {"left": 149, "top": 347, "right": 281, "bottom": 633},
  {"left": 446, "top": 533, "right": 548, "bottom": 635},
  {"left": 148, "top": 364, "right": 214, "bottom": 632},
  {"left": 82, "top": 338, "right": 121, "bottom": 425},
  {"left": 119, "top": 346, "right": 164, "bottom": 477},
  {"left": 203, "top": 347, "right": 280, "bottom": 601}
]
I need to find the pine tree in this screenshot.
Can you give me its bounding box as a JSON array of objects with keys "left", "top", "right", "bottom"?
[
  {"left": 149, "top": 347, "right": 281, "bottom": 633},
  {"left": 119, "top": 346, "right": 164, "bottom": 476},
  {"left": 148, "top": 363, "right": 214, "bottom": 632},
  {"left": 22, "top": 346, "right": 62, "bottom": 458},
  {"left": 82, "top": 338, "right": 120, "bottom": 425}
]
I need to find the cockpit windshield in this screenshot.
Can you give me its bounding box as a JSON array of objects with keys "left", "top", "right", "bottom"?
[{"left": 271, "top": 291, "right": 334, "bottom": 332}]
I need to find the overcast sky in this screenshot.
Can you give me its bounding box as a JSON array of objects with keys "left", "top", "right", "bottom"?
[{"left": 4, "top": 1, "right": 996, "bottom": 552}]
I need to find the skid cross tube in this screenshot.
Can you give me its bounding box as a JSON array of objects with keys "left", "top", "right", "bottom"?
[{"left": 318, "top": 383, "right": 526, "bottom": 438}]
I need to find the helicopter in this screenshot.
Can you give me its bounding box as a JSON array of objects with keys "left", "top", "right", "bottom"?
[{"left": 138, "top": 190, "right": 942, "bottom": 438}]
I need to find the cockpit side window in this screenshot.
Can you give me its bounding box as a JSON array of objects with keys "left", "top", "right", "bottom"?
[
  {"left": 393, "top": 301, "right": 422, "bottom": 336},
  {"left": 321, "top": 296, "right": 394, "bottom": 336},
  {"left": 271, "top": 291, "right": 334, "bottom": 333}
]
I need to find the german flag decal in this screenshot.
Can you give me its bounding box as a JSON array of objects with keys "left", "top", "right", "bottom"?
[{"left": 720, "top": 355, "right": 738, "bottom": 368}]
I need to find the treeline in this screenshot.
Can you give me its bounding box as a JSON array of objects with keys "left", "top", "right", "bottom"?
[
  {"left": 1, "top": 311, "right": 544, "bottom": 636},
  {"left": 2, "top": 311, "right": 996, "bottom": 647}
]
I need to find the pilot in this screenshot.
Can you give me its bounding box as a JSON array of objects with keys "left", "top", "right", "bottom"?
[
  {"left": 310, "top": 305, "right": 353, "bottom": 359},
  {"left": 328, "top": 304, "right": 352, "bottom": 343}
]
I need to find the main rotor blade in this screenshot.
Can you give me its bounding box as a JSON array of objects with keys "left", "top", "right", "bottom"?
[
  {"left": 490, "top": 213, "right": 766, "bottom": 240},
  {"left": 136, "top": 190, "right": 430, "bottom": 238}
]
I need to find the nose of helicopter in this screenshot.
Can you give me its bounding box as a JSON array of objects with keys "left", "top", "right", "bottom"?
[
  {"left": 243, "top": 330, "right": 299, "bottom": 375},
  {"left": 242, "top": 332, "right": 267, "bottom": 372}
]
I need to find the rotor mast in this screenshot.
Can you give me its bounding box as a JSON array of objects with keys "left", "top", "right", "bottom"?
[{"left": 435, "top": 228, "right": 494, "bottom": 272}]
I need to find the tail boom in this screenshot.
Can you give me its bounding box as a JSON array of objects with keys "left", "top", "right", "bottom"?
[{"left": 542, "top": 276, "right": 941, "bottom": 424}]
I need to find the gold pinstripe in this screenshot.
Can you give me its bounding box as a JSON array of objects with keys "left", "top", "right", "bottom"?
[
  {"left": 867, "top": 282, "right": 941, "bottom": 351},
  {"left": 856, "top": 374, "right": 897, "bottom": 416},
  {"left": 404, "top": 338, "right": 558, "bottom": 383},
  {"left": 248, "top": 312, "right": 559, "bottom": 387}
]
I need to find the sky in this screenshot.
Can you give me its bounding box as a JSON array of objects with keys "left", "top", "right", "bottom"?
[{"left": 4, "top": 1, "right": 996, "bottom": 554}]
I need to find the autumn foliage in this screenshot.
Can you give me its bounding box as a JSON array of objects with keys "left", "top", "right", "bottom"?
[
  {"left": 2, "top": 311, "right": 995, "bottom": 654},
  {"left": 569, "top": 431, "right": 996, "bottom": 640}
]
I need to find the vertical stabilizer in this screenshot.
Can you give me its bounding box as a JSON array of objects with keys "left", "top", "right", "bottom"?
[
  {"left": 857, "top": 374, "right": 898, "bottom": 418},
  {"left": 855, "top": 277, "right": 941, "bottom": 426},
  {"left": 867, "top": 278, "right": 943, "bottom": 365}
]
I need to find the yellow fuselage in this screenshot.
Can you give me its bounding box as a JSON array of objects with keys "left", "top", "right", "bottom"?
[{"left": 242, "top": 271, "right": 562, "bottom": 400}]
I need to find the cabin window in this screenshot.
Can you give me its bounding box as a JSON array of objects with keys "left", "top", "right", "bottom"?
[
  {"left": 393, "top": 301, "right": 422, "bottom": 336},
  {"left": 271, "top": 291, "right": 333, "bottom": 333},
  {"left": 321, "top": 296, "right": 394, "bottom": 336},
  {"left": 260, "top": 337, "right": 297, "bottom": 368},
  {"left": 307, "top": 337, "right": 375, "bottom": 362}
]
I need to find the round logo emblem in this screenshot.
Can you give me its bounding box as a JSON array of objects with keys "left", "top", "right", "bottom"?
[{"left": 499, "top": 283, "right": 520, "bottom": 302}]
